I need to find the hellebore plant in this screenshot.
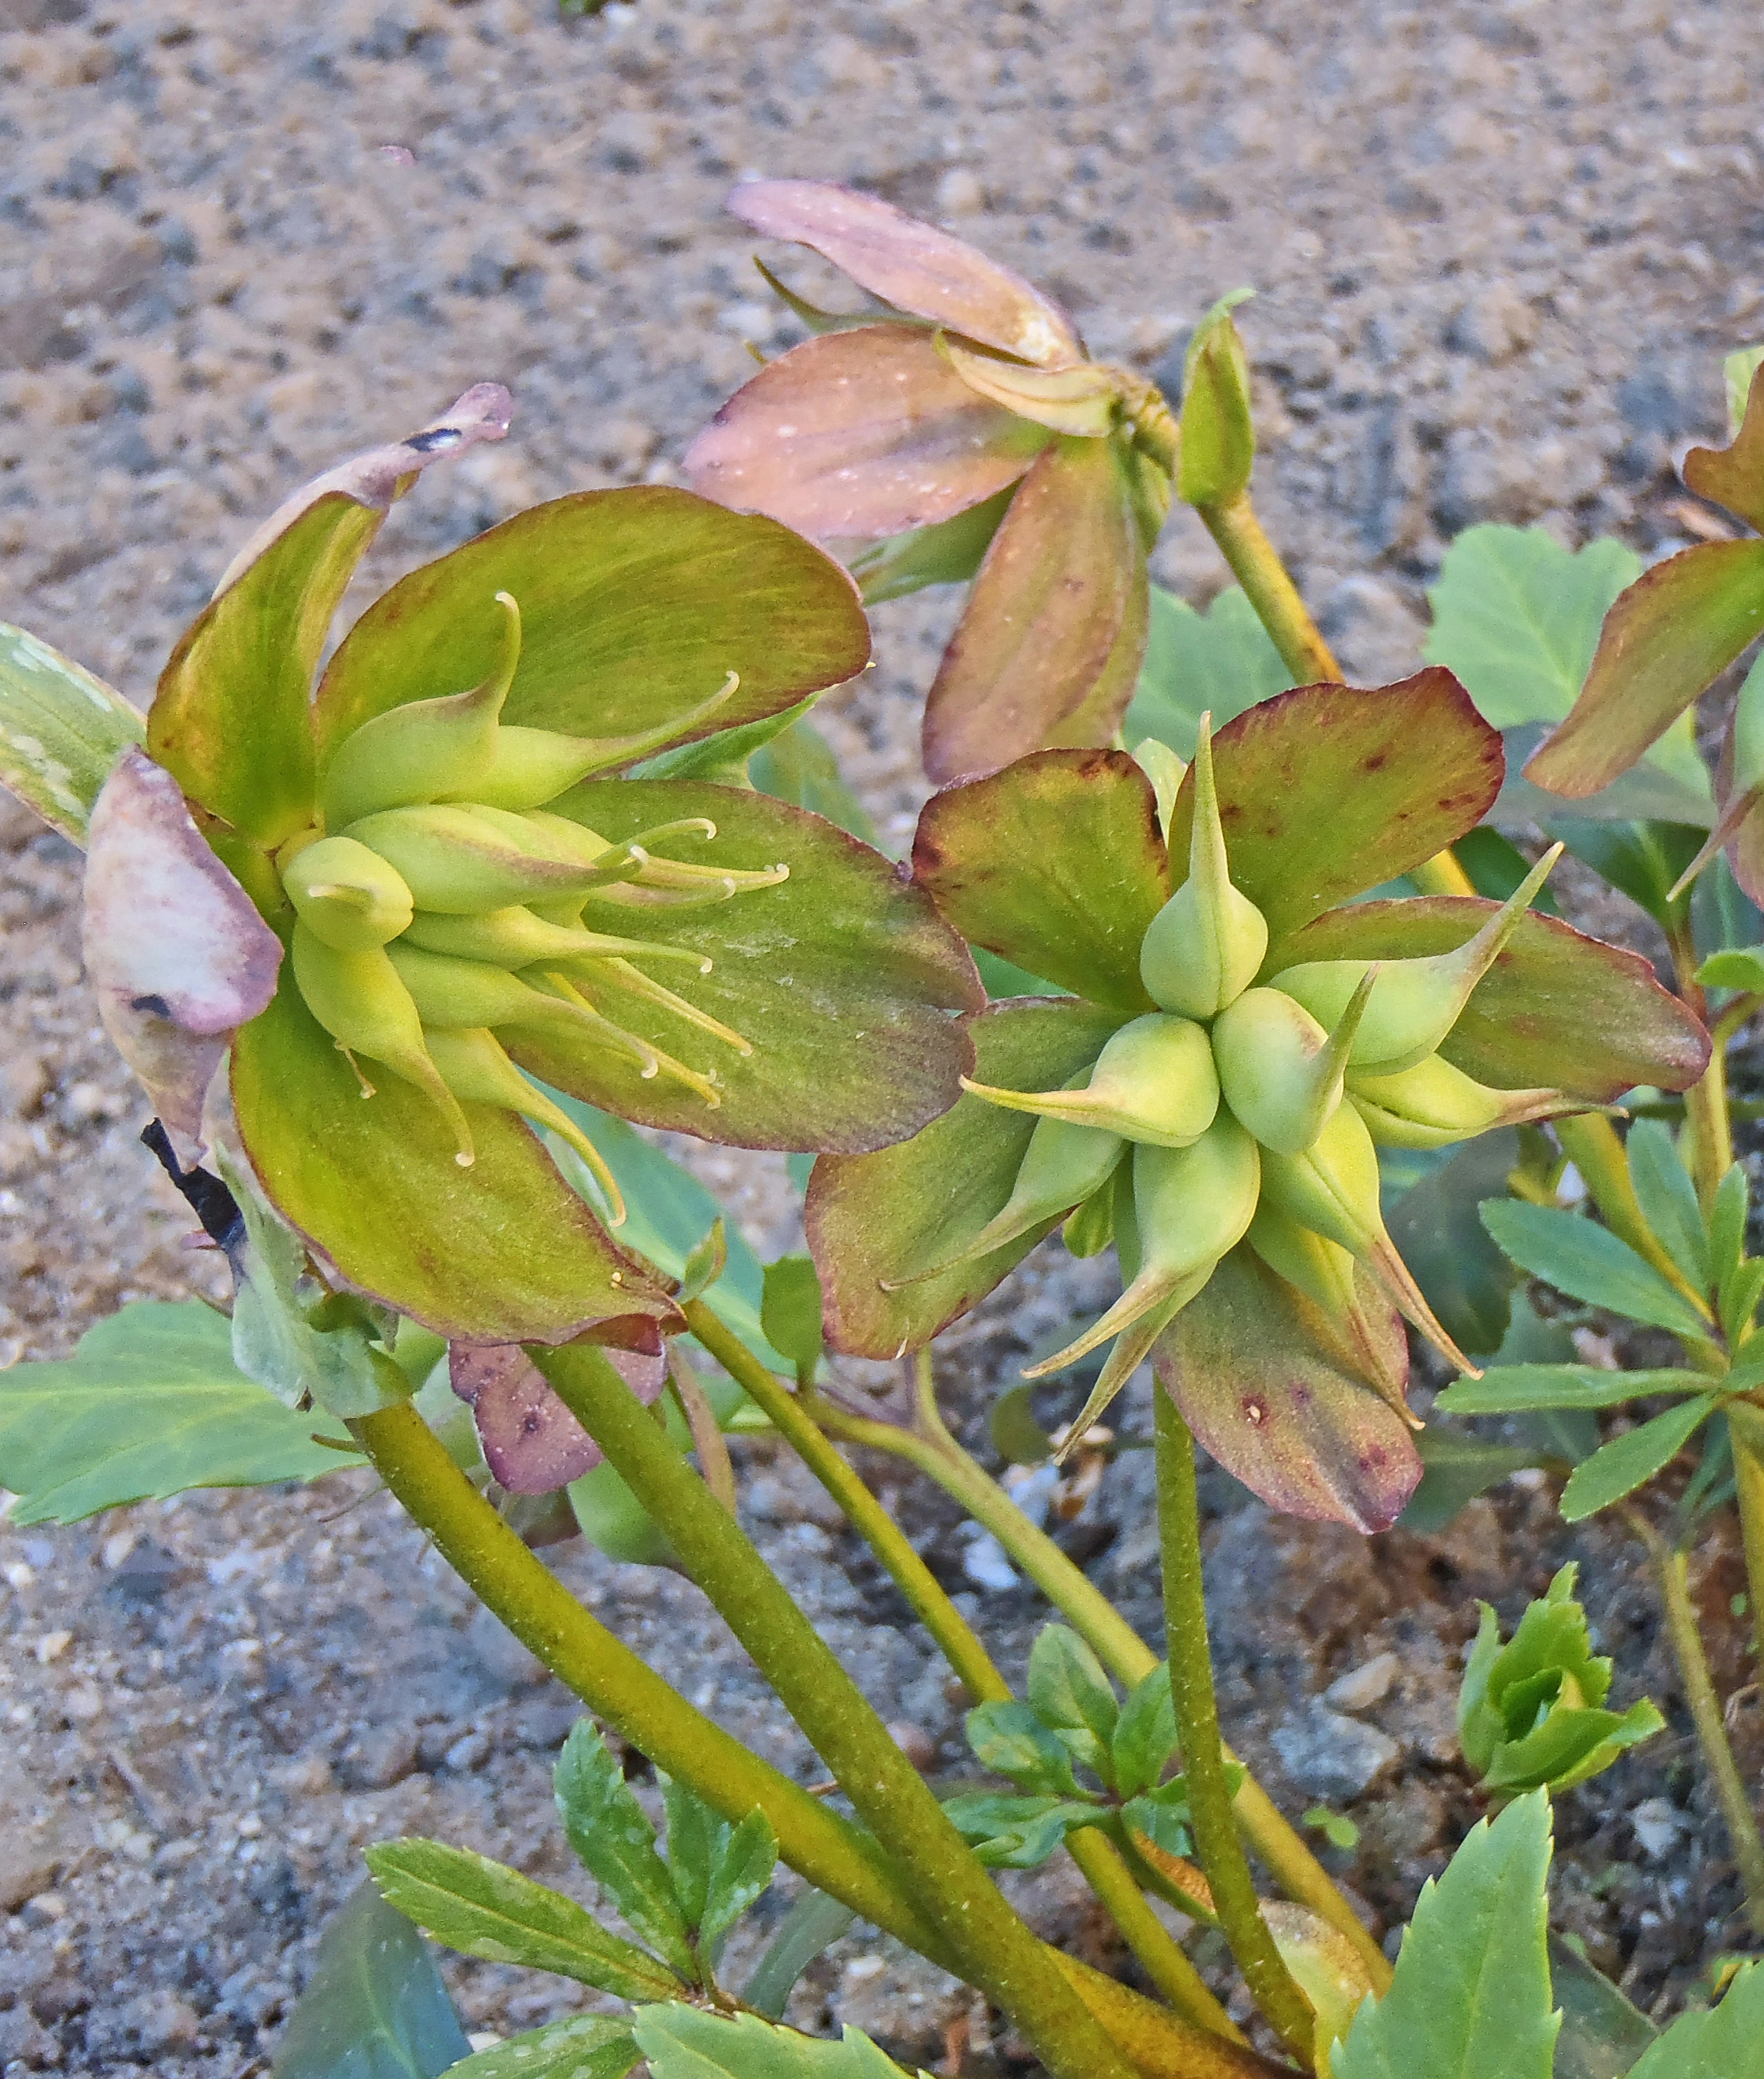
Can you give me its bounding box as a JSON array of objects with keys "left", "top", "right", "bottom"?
[{"left": 809, "top": 675, "right": 1707, "bottom": 1531}]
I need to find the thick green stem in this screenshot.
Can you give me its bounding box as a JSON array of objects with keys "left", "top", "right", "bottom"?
[
  {"left": 686, "top": 1302, "right": 1239, "bottom": 2044},
  {"left": 1197, "top": 491, "right": 1339, "bottom": 687},
  {"left": 1627, "top": 1504, "right": 1764, "bottom": 1932},
  {"left": 1726, "top": 1402, "right": 1764, "bottom": 1686},
  {"left": 812, "top": 1363, "right": 1393, "bottom": 1993},
  {"left": 536, "top": 1343, "right": 1139, "bottom": 2079},
  {"left": 1157, "top": 1395, "right": 1317, "bottom": 2065}
]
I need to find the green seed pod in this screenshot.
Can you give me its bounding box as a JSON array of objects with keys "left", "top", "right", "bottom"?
[
  {"left": 320, "top": 591, "right": 521, "bottom": 829},
  {"left": 1244, "top": 1199, "right": 1359, "bottom": 1320},
  {"left": 420, "top": 1025, "right": 627, "bottom": 1225},
  {"left": 1139, "top": 713, "right": 1268, "bottom": 1020},
  {"left": 342, "top": 804, "right": 631, "bottom": 914},
  {"left": 290, "top": 921, "right": 474, "bottom": 1165},
  {"left": 1349, "top": 1052, "right": 1583, "bottom": 1150},
  {"left": 885, "top": 1111, "right": 1126, "bottom": 1289},
  {"left": 1271, "top": 845, "right": 1562, "bottom": 1075},
  {"left": 1062, "top": 1174, "right": 1117, "bottom": 1259},
  {"left": 1257, "top": 1101, "right": 1473, "bottom": 1372},
  {"left": 1211, "top": 972, "right": 1374, "bottom": 1157},
  {"left": 278, "top": 834, "right": 415, "bottom": 952},
  {"left": 400, "top": 903, "right": 711, "bottom": 976},
  {"left": 961, "top": 1012, "right": 1219, "bottom": 1147}
]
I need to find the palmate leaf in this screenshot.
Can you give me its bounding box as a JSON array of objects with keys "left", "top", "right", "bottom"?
[
  {"left": 1121, "top": 584, "right": 1294, "bottom": 762},
  {"left": 436, "top": 2016, "right": 639, "bottom": 2079},
  {"left": 631, "top": 2003, "right": 920, "bottom": 2079},
  {"left": 1331, "top": 1791, "right": 1558, "bottom": 2079},
  {"left": 0, "top": 1301, "right": 354, "bottom": 1527},
  {"left": 0, "top": 621, "right": 143, "bottom": 845},
  {"left": 273, "top": 1881, "right": 470, "bottom": 2079}
]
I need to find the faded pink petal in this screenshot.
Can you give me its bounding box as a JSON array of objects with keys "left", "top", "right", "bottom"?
[
  {"left": 211, "top": 382, "right": 513, "bottom": 599},
  {"left": 451, "top": 1340, "right": 667, "bottom": 1495},
  {"left": 685, "top": 328, "right": 1042, "bottom": 541},
  {"left": 731, "top": 179, "right": 1081, "bottom": 367},
  {"left": 82, "top": 749, "right": 282, "bottom": 1150}
]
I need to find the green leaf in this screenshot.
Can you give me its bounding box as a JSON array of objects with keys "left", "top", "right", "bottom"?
[
  {"left": 662, "top": 1778, "right": 722, "bottom": 1933},
  {"left": 1395, "top": 1428, "right": 1543, "bottom": 1534},
  {"left": 1626, "top": 1119, "right": 1708, "bottom": 1291},
  {"left": 438, "top": 2016, "right": 640, "bottom": 2079},
  {"left": 631, "top": 696, "right": 822, "bottom": 785},
  {"left": 1626, "top": 1958, "right": 1764, "bottom": 2079},
  {"left": 1559, "top": 1396, "right": 1719, "bottom": 1520},
  {"left": 697, "top": 1808, "right": 780, "bottom": 1965},
  {"left": 1478, "top": 1201, "right": 1711, "bottom": 1339},
  {"left": 849, "top": 486, "right": 1015, "bottom": 607},
  {"left": 1548, "top": 1935, "right": 1659, "bottom": 2079},
  {"left": 553, "top": 1720, "right": 696, "bottom": 1984},
  {"left": 743, "top": 1890, "right": 860, "bottom": 2020},
  {"left": 568, "top": 1456, "right": 676, "bottom": 1568},
  {"left": 1332, "top": 1791, "right": 1558, "bottom": 2079},
  {"left": 761, "top": 1257, "right": 825, "bottom": 1376},
  {"left": 1709, "top": 1164, "right": 1750, "bottom": 1303},
  {"left": 939, "top": 1791, "right": 1098, "bottom": 1868},
  {"left": 1386, "top": 1132, "right": 1522, "bottom": 1359},
  {"left": 0, "top": 1301, "right": 354, "bottom": 1528},
  {"left": 1544, "top": 818, "right": 1705, "bottom": 932},
  {"left": 0, "top": 623, "right": 144, "bottom": 845},
  {"left": 1448, "top": 825, "right": 1564, "bottom": 914},
  {"left": 1110, "top": 1664, "right": 1179, "bottom": 1801},
  {"left": 1436, "top": 1366, "right": 1708, "bottom": 1417},
  {"left": 1727, "top": 348, "right": 1764, "bottom": 438},
  {"left": 912, "top": 748, "right": 1168, "bottom": 1014},
  {"left": 988, "top": 1383, "right": 1052, "bottom": 1467},
  {"left": 964, "top": 1699, "right": 1083, "bottom": 1795},
  {"left": 1723, "top": 1258, "right": 1764, "bottom": 1350},
  {"left": 678, "top": 1221, "right": 729, "bottom": 1306},
  {"left": 1026, "top": 1626, "right": 1119, "bottom": 1784},
  {"left": 233, "top": 974, "right": 678, "bottom": 1346},
  {"left": 515, "top": 780, "right": 981, "bottom": 1154},
  {"left": 1696, "top": 946, "right": 1764, "bottom": 992},
  {"left": 1304, "top": 1807, "right": 1362, "bottom": 1853},
  {"left": 365, "top": 1840, "right": 684, "bottom": 2002},
  {"left": 749, "top": 717, "right": 879, "bottom": 846},
  {"left": 273, "top": 1880, "right": 470, "bottom": 2079},
  {"left": 1122, "top": 584, "right": 1294, "bottom": 761},
  {"left": 315, "top": 489, "right": 871, "bottom": 767},
  {"left": 631, "top": 2004, "right": 917, "bottom": 2079}
]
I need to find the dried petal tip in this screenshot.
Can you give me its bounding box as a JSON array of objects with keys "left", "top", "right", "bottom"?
[{"left": 1138, "top": 713, "right": 1268, "bottom": 1020}]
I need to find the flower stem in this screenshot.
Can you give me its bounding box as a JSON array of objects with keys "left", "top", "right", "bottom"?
[
  {"left": 1623, "top": 1501, "right": 1764, "bottom": 1931},
  {"left": 536, "top": 1342, "right": 1141, "bottom": 2079},
  {"left": 685, "top": 1301, "right": 1241, "bottom": 2044},
  {"left": 1196, "top": 491, "right": 1339, "bottom": 687},
  {"left": 1157, "top": 1393, "right": 1317, "bottom": 2066},
  {"left": 812, "top": 1354, "right": 1393, "bottom": 1993}
]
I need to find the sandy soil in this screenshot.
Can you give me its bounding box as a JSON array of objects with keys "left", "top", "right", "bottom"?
[{"left": 2, "top": 0, "right": 1763, "bottom": 2069}]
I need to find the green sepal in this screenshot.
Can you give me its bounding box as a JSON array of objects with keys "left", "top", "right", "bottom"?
[
  {"left": 0, "top": 623, "right": 144, "bottom": 845},
  {"left": 1176, "top": 289, "right": 1256, "bottom": 508}
]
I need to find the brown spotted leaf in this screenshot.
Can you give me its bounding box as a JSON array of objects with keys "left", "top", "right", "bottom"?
[
  {"left": 451, "top": 1341, "right": 666, "bottom": 1492},
  {"left": 730, "top": 179, "right": 1082, "bottom": 366},
  {"left": 82, "top": 750, "right": 283, "bottom": 1148},
  {"left": 1155, "top": 1247, "right": 1420, "bottom": 1534},
  {"left": 1525, "top": 541, "right": 1764, "bottom": 798},
  {"left": 685, "top": 327, "right": 1044, "bottom": 542},
  {"left": 1683, "top": 363, "right": 1764, "bottom": 531},
  {"left": 913, "top": 749, "right": 1169, "bottom": 1014},
  {"left": 923, "top": 437, "right": 1141, "bottom": 783}
]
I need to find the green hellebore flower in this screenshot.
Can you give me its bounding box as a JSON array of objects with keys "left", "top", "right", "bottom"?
[
  {"left": 8, "top": 388, "right": 983, "bottom": 1348},
  {"left": 808, "top": 671, "right": 1711, "bottom": 1532},
  {"left": 1458, "top": 1564, "right": 1663, "bottom": 1797}
]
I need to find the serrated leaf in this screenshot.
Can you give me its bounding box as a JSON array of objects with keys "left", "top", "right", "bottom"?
[
  {"left": 1436, "top": 1366, "right": 1707, "bottom": 1416},
  {"left": 273, "top": 1880, "right": 470, "bottom": 2079},
  {"left": 1558, "top": 1397, "right": 1718, "bottom": 1521},
  {"left": 1121, "top": 584, "right": 1294, "bottom": 761},
  {"left": 437, "top": 2016, "right": 640, "bottom": 2079},
  {"left": 366, "top": 1840, "right": 684, "bottom": 2002},
  {"left": 631, "top": 2002, "right": 917, "bottom": 2079},
  {"left": 0, "top": 622, "right": 143, "bottom": 845},
  {"left": 1478, "top": 1201, "right": 1710, "bottom": 1339},
  {"left": 1026, "top": 1626, "right": 1119, "bottom": 1784},
  {"left": 939, "top": 1791, "right": 1098, "bottom": 1869},
  {"left": 1332, "top": 1791, "right": 1558, "bottom": 2079},
  {"left": 1625, "top": 1957, "right": 1764, "bottom": 2078},
  {"left": 0, "top": 1301, "right": 354, "bottom": 1527},
  {"left": 553, "top": 1720, "right": 696, "bottom": 1983},
  {"left": 663, "top": 1778, "right": 724, "bottom": 1933},
  {"left": 963, "top": 1699, "right": 1082, "bottom": 1794},
  {"left": 698, "top": 1808, "right": 779, "bottom": 1966},
  {"left": 1110, "top": 1664, "right": 1179, "bottom": 1801}
]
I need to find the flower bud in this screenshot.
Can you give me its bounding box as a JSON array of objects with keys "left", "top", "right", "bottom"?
[
  {"left": 1211, "top": 972, "right": 1373, "bottom": 1157},
  {"left": 1176, "top": 289, "right": 1255, "bottom": 510},
  {"left": 885, "top": 1112, "right": 1126, "bottom": 1288},
  {"left": 1062, "top": 1175, "right": 1117, "bottom": 1259},
  {"left": 1257, "top": 1102, "right": 1474, "bottom": 1372},
  {"left": 961, "top": 1012, "right": 1219, "bottom": 1147},
  {"left": 279, "top": 834, "right": 415, "bottom": 952},
  {"left": 1348, "top": 1052, "right": 1583, "bottom": 1149},
  {"left": 1139, "top": 713, "right": 1268, "bottom": 1020},
  {"left": 1244, "top": 1200, "right": 1359, "bottom": 1320},
  {"left": 1271, "top": 845, "right": 1561, "bottom": 1076},
  {"left": 320, "top": 591, "right": 521, "bottom": 829},
  {"left": 291, "top": 921, "right": 474, "bottom": 1165}
]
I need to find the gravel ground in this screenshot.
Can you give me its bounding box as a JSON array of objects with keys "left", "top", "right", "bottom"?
[{"left": 3, "top": 0, "right": 1764, "bottom": 2069}]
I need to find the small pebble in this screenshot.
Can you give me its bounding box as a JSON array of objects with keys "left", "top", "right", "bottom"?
[{"left": 1324, "top": 1653, "right": 1400, "bottom": 1713}]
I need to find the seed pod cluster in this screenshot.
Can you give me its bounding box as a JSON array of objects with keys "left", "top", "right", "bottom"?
[
  {"left": 274, "top": 591, "right": 783, "bottom": 1219},
  {"left": 953, "top": 716, "right": 1582, "bottom": 1444}
]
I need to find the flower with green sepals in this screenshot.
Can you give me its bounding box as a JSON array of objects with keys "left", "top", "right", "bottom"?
[
  {"left": 5, "top": 388, "right": 982, "bottom": 1354},
  {"left": 808, "top": 671, "right": 1710, "bottom": 1532}
]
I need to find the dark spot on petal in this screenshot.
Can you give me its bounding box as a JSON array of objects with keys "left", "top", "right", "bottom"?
[
  {"left": 131, "top": 992, "right": 172, "bottom": 1017},
  {"left": 1362, "top": 750, "right": 1389, "bottom": 773},
  {"left": 404, "top": 426, "right": 463, "bottom": 453}
]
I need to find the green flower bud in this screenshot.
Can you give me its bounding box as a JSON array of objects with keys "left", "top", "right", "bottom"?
[
  {"left": 421, "top": 1025, "right": 627, "bottom": 1225},
  {"left": 884, "top": 1111, "right": 1126, "bottom": 1289},
  {"left": 1244, "top": 1199, "right": 1359, "bottom": 1320},
  {"left": 400, "top": 902, "right": 712, "bottom": 976},
  {"left": 342, "top": 802, "right": 637, "bottom": 914},
  {"left": 961, "top": 1012, "right": 1219, "bottom": 1147},
  {"left": 1138, "top": 713, "right": 1268, "bottom": 1020},
  {"left": 1211, "top": 972, "right": 1373, "bottom": 1157},
  {"left": 1348, "top": 1051, "right": 1583, "bottom": 1149},
  {"left": 291, "top": 920, "right": 475, "bottom": 1165},
  {"left": 1061, "top": 1174, "right": 1117, "bottom": 1259},
  {"left": 278, "top": 833, "right": 415, "bottom": 952},
  {"left": 1271, "top": 845, "right": 1561, "bottom": 1076},
  {"left": 1257, "top": 1102, "right": 1473, "bottom": 1372}
]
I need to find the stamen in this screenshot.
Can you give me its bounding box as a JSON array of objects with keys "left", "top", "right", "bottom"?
[
  {"left": 536, "top": 972, "right": 723, "bottom": 1107},
  {"left": 335, "top": 1042, "right": 377, "bottom": 1098}
]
